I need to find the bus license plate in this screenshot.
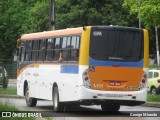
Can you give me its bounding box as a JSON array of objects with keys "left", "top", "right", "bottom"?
[{"left": 109, "top": 81, "right": 121, "bottom": 86}]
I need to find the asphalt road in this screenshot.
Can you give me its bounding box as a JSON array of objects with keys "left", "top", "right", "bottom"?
[{"left": 0, "top": 98, "right": 160, "bottom": 120}]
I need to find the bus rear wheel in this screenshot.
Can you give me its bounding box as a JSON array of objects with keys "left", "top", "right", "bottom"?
[
  {"left": 52, "top": 86, "right": 64, "bottom": 112},
  {"left": 101, "top": 103, "right": 120, "bottom": 111},
  {"left": 25, "top": 85, "right": 37, "bottom": 107}
]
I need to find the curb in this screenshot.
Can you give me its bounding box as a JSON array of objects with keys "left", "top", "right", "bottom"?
[
  {"left": 0, "top": 95, "right": 24, "bottom": 99},
  {"left": 142, "top": 102, "right": 160, "bottom": 108}
]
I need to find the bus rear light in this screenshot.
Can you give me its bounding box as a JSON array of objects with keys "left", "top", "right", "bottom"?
[
  {"left": 142, "top": 79, "right": 146, "bottom": 83},
  {"left": 83, "top": 69, "right": 91, "bottom": 88},
  {"left": 84, "top": 76, "right": 89, "bottom": 81},
  {"left": 157, "top": 79, "right": 160, "bottom": 83},
  {"left": 139, "top": 72, "right": 147, "bottom": 90}
]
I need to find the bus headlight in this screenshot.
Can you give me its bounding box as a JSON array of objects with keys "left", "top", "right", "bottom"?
[{"left": 82, "top": 69, "right": 91, "bottom": 89}]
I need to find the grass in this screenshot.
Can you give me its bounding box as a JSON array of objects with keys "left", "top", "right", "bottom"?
[
  {"left": 0, "top": 102, "right": 35, "bottom": 120},
  {"left": 149, "top": 64, "right": 160, "bottom": 68},
  {"left": 147, "top": 94, "right": 160, "bottom": 102},
  {"left": 0, "top": 102, "right": 18, "bottom": 111},
  {"left": 0, "top": 88, "right": 17, "bottom": 95}
]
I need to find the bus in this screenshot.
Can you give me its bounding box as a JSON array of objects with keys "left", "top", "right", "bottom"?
[{"left": 17, "top": 26, "right": 149, "bottom": 111}]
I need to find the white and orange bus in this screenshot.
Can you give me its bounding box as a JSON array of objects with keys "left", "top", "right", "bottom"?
[{"left": 17, "top": 26, "right": 149, "bottom": 111}]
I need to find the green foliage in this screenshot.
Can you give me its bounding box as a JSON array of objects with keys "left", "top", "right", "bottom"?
[
  {"left": 147, "top": 94, "right": 160, "bottom": 102},
  {"left": 123, "top": 0, "right": 160, "bottom": 54},
  {"left": 25, "top": 0, "right": 49, "bottom": 33},
  {"left": 0, "top": 0, "right": 49, "bottom": 59},
  {"left": 123, "top": 0, "right": 160, "bottom": 29},
  {"left": 55, "top": 0, "right": 136, "bottom": 29},
  {"left": 0, "top": 88, "right": 16, "bottom": 95}
]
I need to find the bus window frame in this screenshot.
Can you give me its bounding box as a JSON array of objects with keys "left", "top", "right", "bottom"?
[
  {"left": 21, "top": 35, "right": 81, "bottom": 63},
  {"left": 38, "top": 39, "right": 47, "bottom": 62},
  {"left": 31, "top": 40, "right": 39, "bottom": 62},
  {"left": 45, "top": 38, "right": 55, "bottom": 62},
  {"left": 19, "top": 41, "right": 25, "bottom": 63}
]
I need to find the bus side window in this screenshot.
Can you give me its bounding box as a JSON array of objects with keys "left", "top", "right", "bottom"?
[
  {"left": 46, "top": 38, "right": 54, "bottom": 61},
  {"left": 55, "top": 37, "right": 61, "bottom": 49},
  {"left": 54, "top": 37, "right": 61, "bottom": 61},
  {"left": 62, "top": 37, "right": 67, "bottom": 49},
  {"left": 63, "top": 37, "right": 71, "bottom": 61},
  {"left": 25, "top": 40, "right": 32, "bottom": 61},
  {"left": 19, "top": 47, "right": 25, "bottom": 63},
  {"left": 76, "top": 36, "right": 80, "bottom": 49},
  {"left": 38, "top": 39, "right": 46, "bottom": 61},
  {"left": 31, "top": 40, "right": 39, "bottom": 61},
  {"left": 19, "top": 41, "right": 25, "bottom": 63},
  {"left": 71, "top": 36, "right": 80, "bottom": 61}
]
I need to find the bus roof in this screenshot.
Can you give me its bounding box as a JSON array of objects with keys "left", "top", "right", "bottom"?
[{"left": 20, "top": 27, "right": 83, "bottom": 41}]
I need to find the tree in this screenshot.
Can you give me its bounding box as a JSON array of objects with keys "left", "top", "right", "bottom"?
[
  {"left": 55, "top": 0, "right": 136, "bottom": 29},
  {"left": 123, "top": 0, "right": 160, "bottom": 65},
  {"left": 24, "top": 0, "right": 49, "bottom": 33},
  {"left": 0, "top": 0, "right": 49, "bottom": 59},
  {"left": 123, "top": 0, "right": 160, "bottom": 28}
]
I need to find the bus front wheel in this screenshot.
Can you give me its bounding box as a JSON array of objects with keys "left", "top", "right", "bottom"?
[
  {"left": 24, "top": 85, "right": 37, "bottom": 107},
  {"left": 52, "top": 86, "right": 64, "bottom": 112},
  {"left": 101, "top": 103, "right": 120, "bottom": 111}
]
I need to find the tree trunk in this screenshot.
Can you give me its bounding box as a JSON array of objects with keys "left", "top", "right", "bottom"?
[{"left": 155, "top": 26, "right": 159, "bottom": 66}]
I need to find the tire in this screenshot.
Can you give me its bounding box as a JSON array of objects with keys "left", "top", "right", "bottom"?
[
  {"left": 156, "top": 86, "right": 160, "bottom": 94},
  {"left": 25, "top": 85, "right": 37, "bottom": 107},
  {"left": 101, "top": 103, "right": 120, "bottom": 111},
  {"left": 53, "top": 86, "right": 64, "bottom": 112},
  {"left": 150, "top": 87, "right": 157, "bottom": 94}
]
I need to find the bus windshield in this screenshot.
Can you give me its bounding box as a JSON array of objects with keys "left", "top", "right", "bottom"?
[{"left": 90, "top": 26, "right": 144, "bottom": 62}]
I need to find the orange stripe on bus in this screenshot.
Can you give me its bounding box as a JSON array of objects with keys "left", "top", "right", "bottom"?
[{"left": 17, "top": 64, "right": 32, "bottom": 78}]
